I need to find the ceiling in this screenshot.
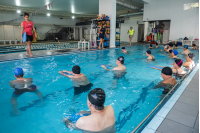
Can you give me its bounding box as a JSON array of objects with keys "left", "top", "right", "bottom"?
[{"left": 0, "top": 0, "right": 144, "bottom": 20}]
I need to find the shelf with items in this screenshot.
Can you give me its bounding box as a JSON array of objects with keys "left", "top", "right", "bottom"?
[{"left": 115, "top": 21, "right": 121, "bottom": 47}]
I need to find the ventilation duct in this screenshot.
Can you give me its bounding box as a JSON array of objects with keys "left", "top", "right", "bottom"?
[{"left": 116, "top": 1, "right": 143, "bottom": 11}]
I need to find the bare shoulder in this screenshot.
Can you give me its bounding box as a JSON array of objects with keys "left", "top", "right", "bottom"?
[
  {"left": 105, "top": 105, "right": 114, "bottom": 112},
  {"left": 76, "top": 117, "right": 86, "bottom": 129}
]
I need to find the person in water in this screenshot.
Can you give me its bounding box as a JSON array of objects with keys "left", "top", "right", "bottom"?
[
  {"left": 127, "top": 26, "right": 135, "bottom": 46},
  {"left": 171, "top": 59, "right": 186, "bottom": 76},
  {"left": 9, "top": 67, "right": 43, "bottom": 116},
  {"left": 121, "top": 47, "right": 128, "bottom": 53},
  {"left": 101, "top": 56, "right": 126, "bottom": 71},
  {"left": 192, "top": 44, "right": 198, "bottom": 50},
  {"left": 165, "top": 43, "right": 173, "bottom": 52},
  {"left": 63, "top": 88, "right": 116, "bottom": 133},
  {"left": 149, "top": 44, "right": 153, "bottom": 49},
  {"left": 169, "top": 50, "right": 179, "bottom": 59},
  {"left": 180, "top": 45, "right": 190, "bottom": 55},
  {"left": 153, "top": 67, "right": 177, "bottom": 95},
  {"left": 59, "top": 65, "right": 93, "bottom": 101},
  {"left": 174, "top": 44, "right": 178, "bottom": 49},
  {"left": 146, "top": 50, "right": 155, "bottom": 60},
  {"left": 155, "top": 43, "right": 159, "bottom": 48},
  {"left": 183, "top": 53, "right": 195, "bottom": 70},
  {"left": 99, "top": 23, "right": 108, "bottom": 49}
]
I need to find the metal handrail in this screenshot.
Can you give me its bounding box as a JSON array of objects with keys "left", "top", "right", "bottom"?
[{"left": 131, "top": 63, "right": 199, "bottom": 133}]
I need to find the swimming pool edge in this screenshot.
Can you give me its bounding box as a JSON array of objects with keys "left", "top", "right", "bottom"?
[{"left": 141, "top": 63, "right": 199, "bottom": 133}]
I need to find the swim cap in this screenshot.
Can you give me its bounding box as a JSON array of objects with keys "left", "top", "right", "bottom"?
[
  {"left": 188, "top": 53, "right": 195, "bottom": 59},
  {"left": 192, "top": 44, "right": 196, "bottom": 46},
  {"left": 117, "top": 56, "right": 124, "bottom": 64},
  {"left": 122, "top": 47, "right": 125, "bottom": 49},
  {"left": 88, "top": 88, "right": 105, "bottom": 110},
  {"left": 155, "top": 43, "right": 158, "bottom": 46},
  {"left": 169, "top": 50, "right": 173, "bottom": 53},
  {"left": 175, "top": 59, "right": 183, "bottom": 67},
  {"left": 173, "top": 50, "right": 178, "bottom": 55},
  {"left": 175, "top": 44, "right": 178, "bottom": 47},
  {"left": 72, "top": 65, "right": 81, "bottom": 74},
  {"left": 169, "top": 43, "right": 173, "bottom": 47},
  {"left": 146, "top": 50, "right": 151, "bottom": 54},
  {"left": 14, "top": 67, "right": 24, "bottom": 76},
  {"left": 184, "top": 45, "right": 188, "bottom": 49},
  {"left": 150, "top": 44, "right": 152, "bottom": 47},
  {"left": 162, "top": 67, "right": 172, "bottom": 76}
]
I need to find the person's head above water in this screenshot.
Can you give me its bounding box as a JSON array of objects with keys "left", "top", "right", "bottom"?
[
  {"left": 72, "top": 65, "right": 81, "bottom": 74},
  {"left": 155, "top": 43, "right": 158, "bottom": 46},
  {"left": 161, "top": 67, "right": 173, "bottom": 79},
  {"left": 175, "top": 44, "right": 178, "bottom": 47},
  {"left": 102, "top": 23, "right": 106, "bottom": 27},
  {"left": 183, "top": 45, "right": 188, "bottom": 50},
  {"left": 173, "top": 50, "right": 178, "bottom": 55},
  {"left": 192, "top": 44, "right": 196, "bottom": 47},
  {"left": 150, "top": 44, "right": 152, "bottom": 47},
  {"left": 174, "top": 59, "right": 183, "bottom": 68},
  {"left": 88, "top": 88, "right": 105, "bottom": 110},
  {"left": 146, "top": 50, "right": 151, "bottom": 55},
  {"left": 169, "top": 49, "right": 173, "bottom": 53},
  {"left": 14, "top": 67, "right": 24, "bottom": 78},
  {"left": 117, "top": 56, "right": 124, "bottom": 64},
  {"left": 24, "top": 12, "right": 29, "bottom": 21},
  {"left": 168, "top": 43, "right": 173, "bottom": 48},
  {"left": 121, "top": 47, "right": 125, "bottom": 50},
  {"left": 187, "top": 53, "right": 195, "bottom": 61}
]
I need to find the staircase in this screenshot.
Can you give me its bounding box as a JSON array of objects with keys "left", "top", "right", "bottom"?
[{"left": 45, "top": 27, "right": 68, "bottom": 41}]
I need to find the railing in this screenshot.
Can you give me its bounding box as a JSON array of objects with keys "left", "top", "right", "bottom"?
[
  {"left": 131, "top": 62, "right": 199, "bottom": 133},
  {"left": 45, "top": 27, "right": 67, "bottom": 41}
]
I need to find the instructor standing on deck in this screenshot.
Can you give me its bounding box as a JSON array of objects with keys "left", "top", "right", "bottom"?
[
  {"left": 127, "top": 26, "right": 135, "bottom": 46},
  {"left": 21, "top": 12, "right": 37, "bottom": 57}
]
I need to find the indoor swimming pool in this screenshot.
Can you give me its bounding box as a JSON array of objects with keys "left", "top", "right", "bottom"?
[
  {"left": 0, "top": 45, "right": 199, "bottom": 133},
  {"left": 0, "top": 43, "right": 78, "bottom": 54}
]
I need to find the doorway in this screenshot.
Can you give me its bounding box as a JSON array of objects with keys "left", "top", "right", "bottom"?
[{"left": 138, "top": 24, "right": 144, "bottom": 42}]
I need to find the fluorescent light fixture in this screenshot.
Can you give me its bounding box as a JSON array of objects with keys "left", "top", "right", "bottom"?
[
  {"left": 16, "top": 0, "right": 20, "bottom": 6},
  {"left": 72, "top": 16, "right": 75, "bottom": 19},
  {"left": 46, "top": 1, "right": 50, "bottom": 10},
  {"left": 47, "top": 13, "right": 50, "bottom": 16},
  {"left": 17, "top": 10, "right": 21, "bottom": 13},
  {"left": 71, "top": 5, "right": 75, "bottom": 13}
]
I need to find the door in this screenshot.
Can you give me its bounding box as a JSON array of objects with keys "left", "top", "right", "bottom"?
[{"left": 137, "top": 24, "right": 144, "bottom": 42}]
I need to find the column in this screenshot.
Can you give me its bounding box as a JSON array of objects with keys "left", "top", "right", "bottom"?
[
  {"left": 99, "top": 0, "right": 116, "bottom": 48},
  {"left": 79, "top": 27, "right": 82, "bottom": 40}
]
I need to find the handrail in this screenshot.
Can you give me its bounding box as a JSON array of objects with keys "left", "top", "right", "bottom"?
[{"left": 131, "top": 62, "right": 199, "bottom": 133}]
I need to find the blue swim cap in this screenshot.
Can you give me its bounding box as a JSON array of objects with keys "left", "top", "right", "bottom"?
[
  {"left": 14, "top": 67, "right": 24, "bottom": 76},
  {"left": 184, "top": 45, "right": 188, "bottom": 49},
  {"left": 173, "top": 50, "right": 178, "bottom": 55}
]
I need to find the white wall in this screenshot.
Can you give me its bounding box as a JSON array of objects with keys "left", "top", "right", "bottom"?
[
  {"left": 119, "top": 15, "right": 143, "bottom": 42},
  {"left": 143, "top": 0, "right": 199, "bottom": 41}
]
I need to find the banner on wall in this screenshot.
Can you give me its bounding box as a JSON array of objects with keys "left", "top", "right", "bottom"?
[{"left": 0, "top": 0, "right": 54, "bottom": 24}]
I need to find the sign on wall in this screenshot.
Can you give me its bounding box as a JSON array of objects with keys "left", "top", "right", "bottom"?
[{"left": 184, "top": 3, "right": 199, "bottom": 10}]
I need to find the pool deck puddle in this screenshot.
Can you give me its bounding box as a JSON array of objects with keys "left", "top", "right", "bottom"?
[{"left": 141, "top": 64, "right": 199, "bottom": 133}]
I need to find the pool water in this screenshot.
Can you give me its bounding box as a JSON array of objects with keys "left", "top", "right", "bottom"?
[{"left": 0, "top": 45, "right": 199, "bottom": 133}]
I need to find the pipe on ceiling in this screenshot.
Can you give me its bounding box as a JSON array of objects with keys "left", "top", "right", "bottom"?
[
  {"left": 116, "top": 0, "right": 143, "bottom": 11},
  {"left": 119, "top": 12, "right": 143, "bottom": 17}
]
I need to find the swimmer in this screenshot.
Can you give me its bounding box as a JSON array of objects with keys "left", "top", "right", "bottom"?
[
  {"left": 121, "top": 47, "right": 128, "bottom": 53},
  {"left": 127, "top": 26, "right": 135, "bottom": 46},
  {"left": 63, "top": 88, "right": 116, "bottom": 132},
  {"left": 174, "top": 44, "right": 178, "bottom": 49},
  {"left": 101, "top": 56, "right": 126, "bottom": 71},
  {"left": 180, "top": 45, "right": 190, "bottom": 55},
  {"left": 21, "top": 12, "right": 37, "bottom": 57},
  {"left": 59, "top": 65, "right": 93, "bottom": 101},
  {"left": 169, "top": 50, "right": 179, "bottom": 59},
  {"left": 171, "top": 59, "right": 186, "bottom": 77},
  {"left": 155, "top": 43, "right": 159, "bottom": 48},
  {"left": 146, "top": 50, "right": 155, "bottom": 60},
  {"left": 149, "top": 44, "right": 153, "bottom": 49},
  {"left": 9, "top": 67, "right": 43, "bottom": 116},
  {"left": 153, "top": 67, "right": 177, "bottom": 94},
  {"left": 183, "top": 53, "right": 195, "bottom": 70},
  {"left": 165, "top": 43, "right": 173, "bottom": 52},
  {"left": 192, "top": 44, "right": 198, "bottom": 50}
]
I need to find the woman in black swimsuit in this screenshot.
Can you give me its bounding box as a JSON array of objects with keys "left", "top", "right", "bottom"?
[{"left": 99, "top": 23, "right": 108, "bottom": 49}]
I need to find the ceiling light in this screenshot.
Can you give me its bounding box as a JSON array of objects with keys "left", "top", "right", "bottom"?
[
  {"left": 71, "top": 5, "right": 75, "bottom": 13},
  {"left": 17, "top": 10, "right": 21, "bottom": 13},
  {"left": 47, "top": 13, "right": 50, "bottom": 16},
  {"left": 72, "top": 16, "right": 75, "bottom": 19},
  {"left": 16, "top": 0, "right": 20, "bottom": 6}
]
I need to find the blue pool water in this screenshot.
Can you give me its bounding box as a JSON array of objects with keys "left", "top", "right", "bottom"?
[{"left": 0, "top": 45, "right": 199, "bottom": 133}]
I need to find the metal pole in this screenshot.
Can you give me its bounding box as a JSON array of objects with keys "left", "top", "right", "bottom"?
[{"left": 3, "top": 25, "right": 5, "bottom": 45}]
